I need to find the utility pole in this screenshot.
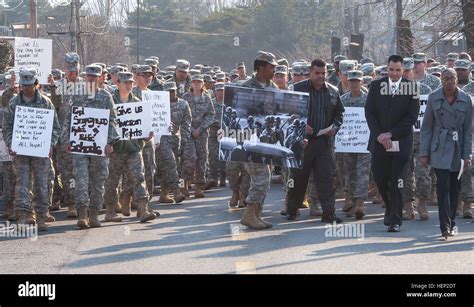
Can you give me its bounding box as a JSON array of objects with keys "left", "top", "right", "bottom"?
[
  {"left": 395, "top": 0, "right": 402, "bottom": 55},
  {"left": 137, "top": 0, "right": 140, "bottom": 63},
  {"left": 29, "top": 0, "right": 37, "bottom": 38}
]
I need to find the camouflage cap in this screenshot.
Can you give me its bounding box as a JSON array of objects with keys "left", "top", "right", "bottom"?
[
  {"left": 470, "top": 63, "right": 474, "bottom": 72},
  {"left": 362, "top": 76, "right": 373, "bottom": 86},
  {"left": 459, "top": 52, "right": 472, "bottom": 61},
  {"left": 360, "top": 58, "right": 374, "bottom": 65},
  {"left": 212, "top": 66, "right": 221, "bottom": 72},
  {"left": 380, "top": 65, "right": 388, "bottom": 74},
  {"left": 255, "top": 50, "right": 278, "bottom": 66},
  {"left": 215, "top": 72, "right": 226, "bottom": 81},
  {"left": 93, "top": 63, "right": 107, "bottom": 70},
  {"left": 110, "top": 65, "right": 127, "bottom": 75},
  {"left": 19, "top": 67, "right": 38, "bottom": 85},
  {"left": 165, "top": 65, "right": 176, "bottom": 72},
  {"left": 118, "top": 71, "right": 134, "bottom": 83},
  {"left": 85, "top": 64, "right": 102, "bottom": 77},
  {"left": 131, "top": 64, "right": 140, "bottom": 74},
  {"left": 148, "top": 56, "right": 160, "bottom": 62},
  {"left": 204, "top": 74, "right": 215, "bottom": 83},
  {"left": 51, "top": 69, "right": 63, "bottom": 79},
  {"left": 403, "top": 58, "right": 414, "bottom": 70},
  {"left": 274, "top": 65, "right": 288, "bottom": 75},
  {"left": 115, "top": 63, "right": 128, "bottom": 68},
  {"left": 347, "top": 70, "right": 363, "bottom": 81},
  {"left": 428, "top": 66, "right": 443, "bottom": 75},
  {"left": 235, "top": 62, "right": 245, "bottom": 69},
  {"left": 333, "top": 55, "right": 347, "bottom": 63},
  {"left": 292, "top": 65, "right": 303, "bottom": 75},
  {"left": 176, "top": 60, "right": 190, "bottom": 73},
  {"left": 412, "top": 53, "right": 427, "bottom": 63},
  {"left": 360, "top": 63, "right": 375, "bottom": 75},
  {"left": 163, "top": 81, "right": 177, "bottom": 91},
  {"left": 302, "top": 64, "right": 311, "bottom": 75},
  {"left": 191, "top": 74, "right": 204, "bottom": 82},
  {"left": 165, "top": 71, "right": 174, "bottom": 78},
  {"left": 446, "top": 52, "right": 459, "bottom": 61},
  {"left": 201, "top": 66, "right": 212, "bottom": 74},
  {"left": 214, "top": 82, "right": 225, "bottom": 91},
  {"left": 135, "top": 65, "right": 154, "bottom": 75},
  {"left": 339, "top": 60, "right": 356, "bottom": 75},
  {"left": 453, "top": 59, "right": 471, "bottom": 70},
  {"left": 64, "top": 52, "right": 80, "bottom": 64},
  {"left": 193, "top": 64, "right": 204, "bottom": 71},
  {"left": 431, "top": 61, "right": 440, "bottom": 66},
  {"left": 189, "top": 69, "right": 201, "bottom": 76},
  {"left": 277, "top": 58, "right": 289, "bottom": 67},
  {"left": 144, "top": 58, "right": 159, "bottom": 68},
  {"left": 327, "top": 63, "right": 335, "bottom": 71}
]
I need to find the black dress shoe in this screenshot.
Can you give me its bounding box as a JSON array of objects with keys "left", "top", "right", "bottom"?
[
  {"left": 387, "top": 224, "right": 400, "bottom": 232},
  {"left": 280, "top": 210, "right": 288, "bottom": 216},
  {"left": 321, "top": 215, "right": 343, "bottom": 224},
  {"left": 287, "top": 215, "right": 296, "bottom": 221}
]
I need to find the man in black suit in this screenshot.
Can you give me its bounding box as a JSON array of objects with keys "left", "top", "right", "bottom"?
[{"left": 365, "top": 55, "right": 420, "bottom": 232}]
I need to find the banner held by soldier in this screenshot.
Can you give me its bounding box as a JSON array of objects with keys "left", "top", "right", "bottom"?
[
  {"left": 335, "top": 107, "right": 370, "bottom": 153},
  {"left": 11, "top": 106, "right": 54, "bottom": 158},
  {"left": 220, "top": 85, "right": 308, "bottom": 168},
  {"left": 116, "top": 102, "right": 152, "bottom": 140},
  {"left": 414, "top": 95, "right": 429, "bottom": 132},
  {"left": 14, "top": 37, "right": 52, "bottom": 85},
  {"left": 69, "top": 106, "right": 110, "bottom": 156},
  {"left": 142, "top": 91, "right": 171, "bottom": 144}
]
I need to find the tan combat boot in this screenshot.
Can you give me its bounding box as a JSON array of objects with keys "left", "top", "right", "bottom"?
[
  {"left": 45, "top": 211, "right": 56, "bottom": 223},
  {"left": 301, "top": 195, "right": 309, "bottom": 209},
  {"left": 354, "top": 198, "right": 365, "bottom": 220},
  {"left": 228, "top": 189, "right": 240, "bottom": 208},
  {"left": 255, "top": 204, "right": 273, "bottom": 228},
  {"left": 402, "top": 201, "right": 415, "bottom": 220},
  {"left": 204, "top": 179, "right": 217, "bottom": 191},
  {"left": 159, "top": 187, "right": 174, "bottom": 204},
  {"left": 417, "top": 199, "right": 429, "bottom": 220},
  {"left": 77, "top": 206, "right": 89, "bottom": 229},
  {"left": 119, "top": 192, "right": 132, "bottom": 216},
  {"left": 2, "top": 200, "right": 14, "bottom": 219},
  {"left": 180, "top": 180, "right": 190, "bottom": 198},
  {"left": 137, "top": 199, "right": 157, "bottom": 223},
  {"left": 67, "top": 204, "right": 77, "bottom": 218},
  {"left": 343, "top": 197, "right": 353, "bottom": 212},
  {"left": 36, "top": 212, "right": 49, "bottom": 232},
  {"left": 240, "top": 203, "right": 266, "bottom": 230},
  {"left": 463, "top": 202, "right": 473, "bottom": 219},
  {"left": 456, "top": 201, "right": 463, "bottom": 216},
  {"left": 89, "top": 208, "right": 101, "bottom": 228},
  {"left": 114, "top": 202, "right": 122, "bottom": 214},
  {"left": 173, "top": 189, "right": 185, "bottom": 204},
  {"left": 194, "top": 184, "right": 205, "bottom": 198},
  {"left": 26, "top": 211, "right": 36, "bottom": 225},
  {"left": 104, "top": 203, "right": 122, "bottom": 222},
  {"left": 309, "top": 198, "right": 323, "bottom": 216}
]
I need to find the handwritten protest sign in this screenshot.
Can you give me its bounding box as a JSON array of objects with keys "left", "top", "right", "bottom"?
[
  {"left": 14, "top": 37, "right": 52, "bottom": 84},
  {"left": 0, "top": 130, "right": 12, "bottom": 162},
  {"left": 414, "top": 95, "right": 428, "bottom": 133},
  {"left": 70, "top": 107, "right": 109, "bottom": 156},
  {"left": 116, "top": 102, "right": 152, "bottom": 140},
  {"left": 335, "top": 107, "right": 370, "bottom": 153},
  {"left": 142, "top": 91, "right": 171, "bottom": 144},
  {"left": 11, "top": 106, "right": 54, "bottom": 158}
]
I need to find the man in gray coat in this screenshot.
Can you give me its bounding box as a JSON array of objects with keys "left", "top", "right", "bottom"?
[{"left": 420, "top": 68, "right": 472, "bottom": 239}]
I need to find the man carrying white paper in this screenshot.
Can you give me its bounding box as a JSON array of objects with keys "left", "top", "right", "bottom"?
[{"left": 2, "top": 68, "right": 60, "bottom": 232}]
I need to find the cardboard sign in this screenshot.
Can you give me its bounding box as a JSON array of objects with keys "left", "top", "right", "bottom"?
[
  {"left": 414, "top": 95, "right": 429, "bottom": 133},
  {"left": 335, "top": 107, "right": 370, "bottom": 153},
  {"left": 14, "top": 37, "right": 53, "bottom": 85},
  {"left": 142, "top": 91, "right": 171, "bottom": 144},
  {"left": 116, "top": 102, "right": 152, "bottom": 140},
  {"left": 69, "top": 106, "right": 109, "bottom": 156},
  {"left": 11, "top": 106, "right": 54, "bottom": 158}
]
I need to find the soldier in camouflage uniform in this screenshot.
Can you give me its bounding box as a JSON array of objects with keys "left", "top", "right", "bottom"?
[
  {"left": 103, "top": 72, "right": 157, "bottom": 223},
  {"left": 48, "top": 52, "right": 83, "bottom": 219},
  {"left": 400, "top": 58, "right": 434, "bottom": 220},
  {"left": 144, "top": 58, "right": 164, "bottom": 91},
  {"left": 340, "top": 71, "right": 371, "bottom": 220},
  {"left": 61, "top": 65, "right": 121, "bottom": 229},
  {"left": 272, "top": 65, "right": 289, "bottom": 90},
  {"left": 413, "top": 53, "right": 441, "bottom": 91},
  {"left": 181, "top": 74, "right": 215, "bottom": 198},
  {"left": 205, "top": 82, "right": 226, "bottom": 190},
  {"left": 3, "top": 68, "right": 61, "bottom": 231},
  {"left": 1, "top": 72, "right": 18, "bottom": 220},
  {"left": 156, "top": 81, "right": 190, "bottom": 204},
  {"left": 173, "top": 60, "right": 192, "bottom": 99},
  {"left": 446, "top": 53, "right": 459, "bottom": 69},
  {"left": 238, "top": 51, "right": 280, "bottom": 230},
  {"left": 328, "top": 55, "right": 347, "bottom": 86}
]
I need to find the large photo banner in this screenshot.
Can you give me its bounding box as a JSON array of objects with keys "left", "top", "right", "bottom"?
[
  {"left": 69, "top": 106, "right": 109, "bottom": 156},
  {"left": 220, "top": 85, "right": 309, "bottom": 169},
  {"left": 141, "top": 91, "right": 171, "bottom": 145},
  {"left": 11, "top": 106, "right": 54, "bottom": 158},
  {"left": 414, "top": 95, "right": 429, "bottom": 133},
  {"left": 335, "top": 107, "right": 370, "bottom": 153},
  {"left": 14, "top": 37, "right": 52, "bottom": 84},
  {"left": 116, "top": 102, "right": 152, "bottom": 140}
]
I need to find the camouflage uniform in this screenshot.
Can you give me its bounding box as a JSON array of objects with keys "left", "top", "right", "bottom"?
[
  {"left": 61, "top": 88, "right": 119, "bottom": 210},
  {"left": 417, "top": 73, "right": 441, "bottom": 92},
  {"left": 156, "top": 96, "right": 192, "bottom": 194},
  {"left": 340, "top": 91, "right": 371, "bottom": 200},
  {"left": 240, "top": 74, "right": 279, "bottom": 205},
  {"left": 207, "top": 98, "right": 225, "bottom": 183},
  {"left": 3, "top": 90, "right": 60, "bottom": 214},
  {"left": 181, "top": 90, "right": 215, "bottom": 185},
  {"left": 462, "top": 82, "right": 474, "bottom": 96},
  {"left": 1, "top": 87, "right": 17, "bottom": 210},
  {"left": 104, "top": 91, "right": 149, "bottom": 208},
  {"left": 328, "top": 71, "right": 340, "bottom": 87}
]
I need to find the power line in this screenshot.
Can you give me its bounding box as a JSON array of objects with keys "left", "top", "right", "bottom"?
[
  {"left": 125, "top": 23, "right": 240, "bottom": 37},
  {"left": 0, "top": 0, "right": 24, "bottom": 11}
]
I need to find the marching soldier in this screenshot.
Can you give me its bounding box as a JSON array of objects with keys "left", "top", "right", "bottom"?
[
  {"left": 446, "top": 53, "right": 459, "bottom": 68},
  {"left": 413, "top": 53, "right": 441, "bottom": 91},
  {"left": 273, "top": 65, "right": 289, "bottom": 90},
  {"left": 156, "top": 81, "right": 190, "bottom": 204},
  {"left": 144, "top": 58, "right": 164, "bottom": 91},
  {"left": 173, "top": 60, "right": 192, "bottom": 98},
  {"left": 328, "top": 55, "right": 347, "bottom": 86}
]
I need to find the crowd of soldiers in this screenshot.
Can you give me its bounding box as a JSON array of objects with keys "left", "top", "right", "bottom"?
[{"left": 1, "top": 48, "right": 474, "bottom": 232}]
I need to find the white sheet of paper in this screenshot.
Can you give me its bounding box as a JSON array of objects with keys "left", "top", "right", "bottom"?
[
  {"left": 317, "top": 125, "right": 333, "bottom": 136},
  {"left": 386, "top": 141, "right": 400, "bottom": 152},
  {"left": 458, "top": 159, "right": 464, "bottom": 180}
]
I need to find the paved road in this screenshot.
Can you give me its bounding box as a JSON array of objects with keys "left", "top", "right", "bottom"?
[{"left": 1, "top": 183, "right": 473, "bottom": 274}]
